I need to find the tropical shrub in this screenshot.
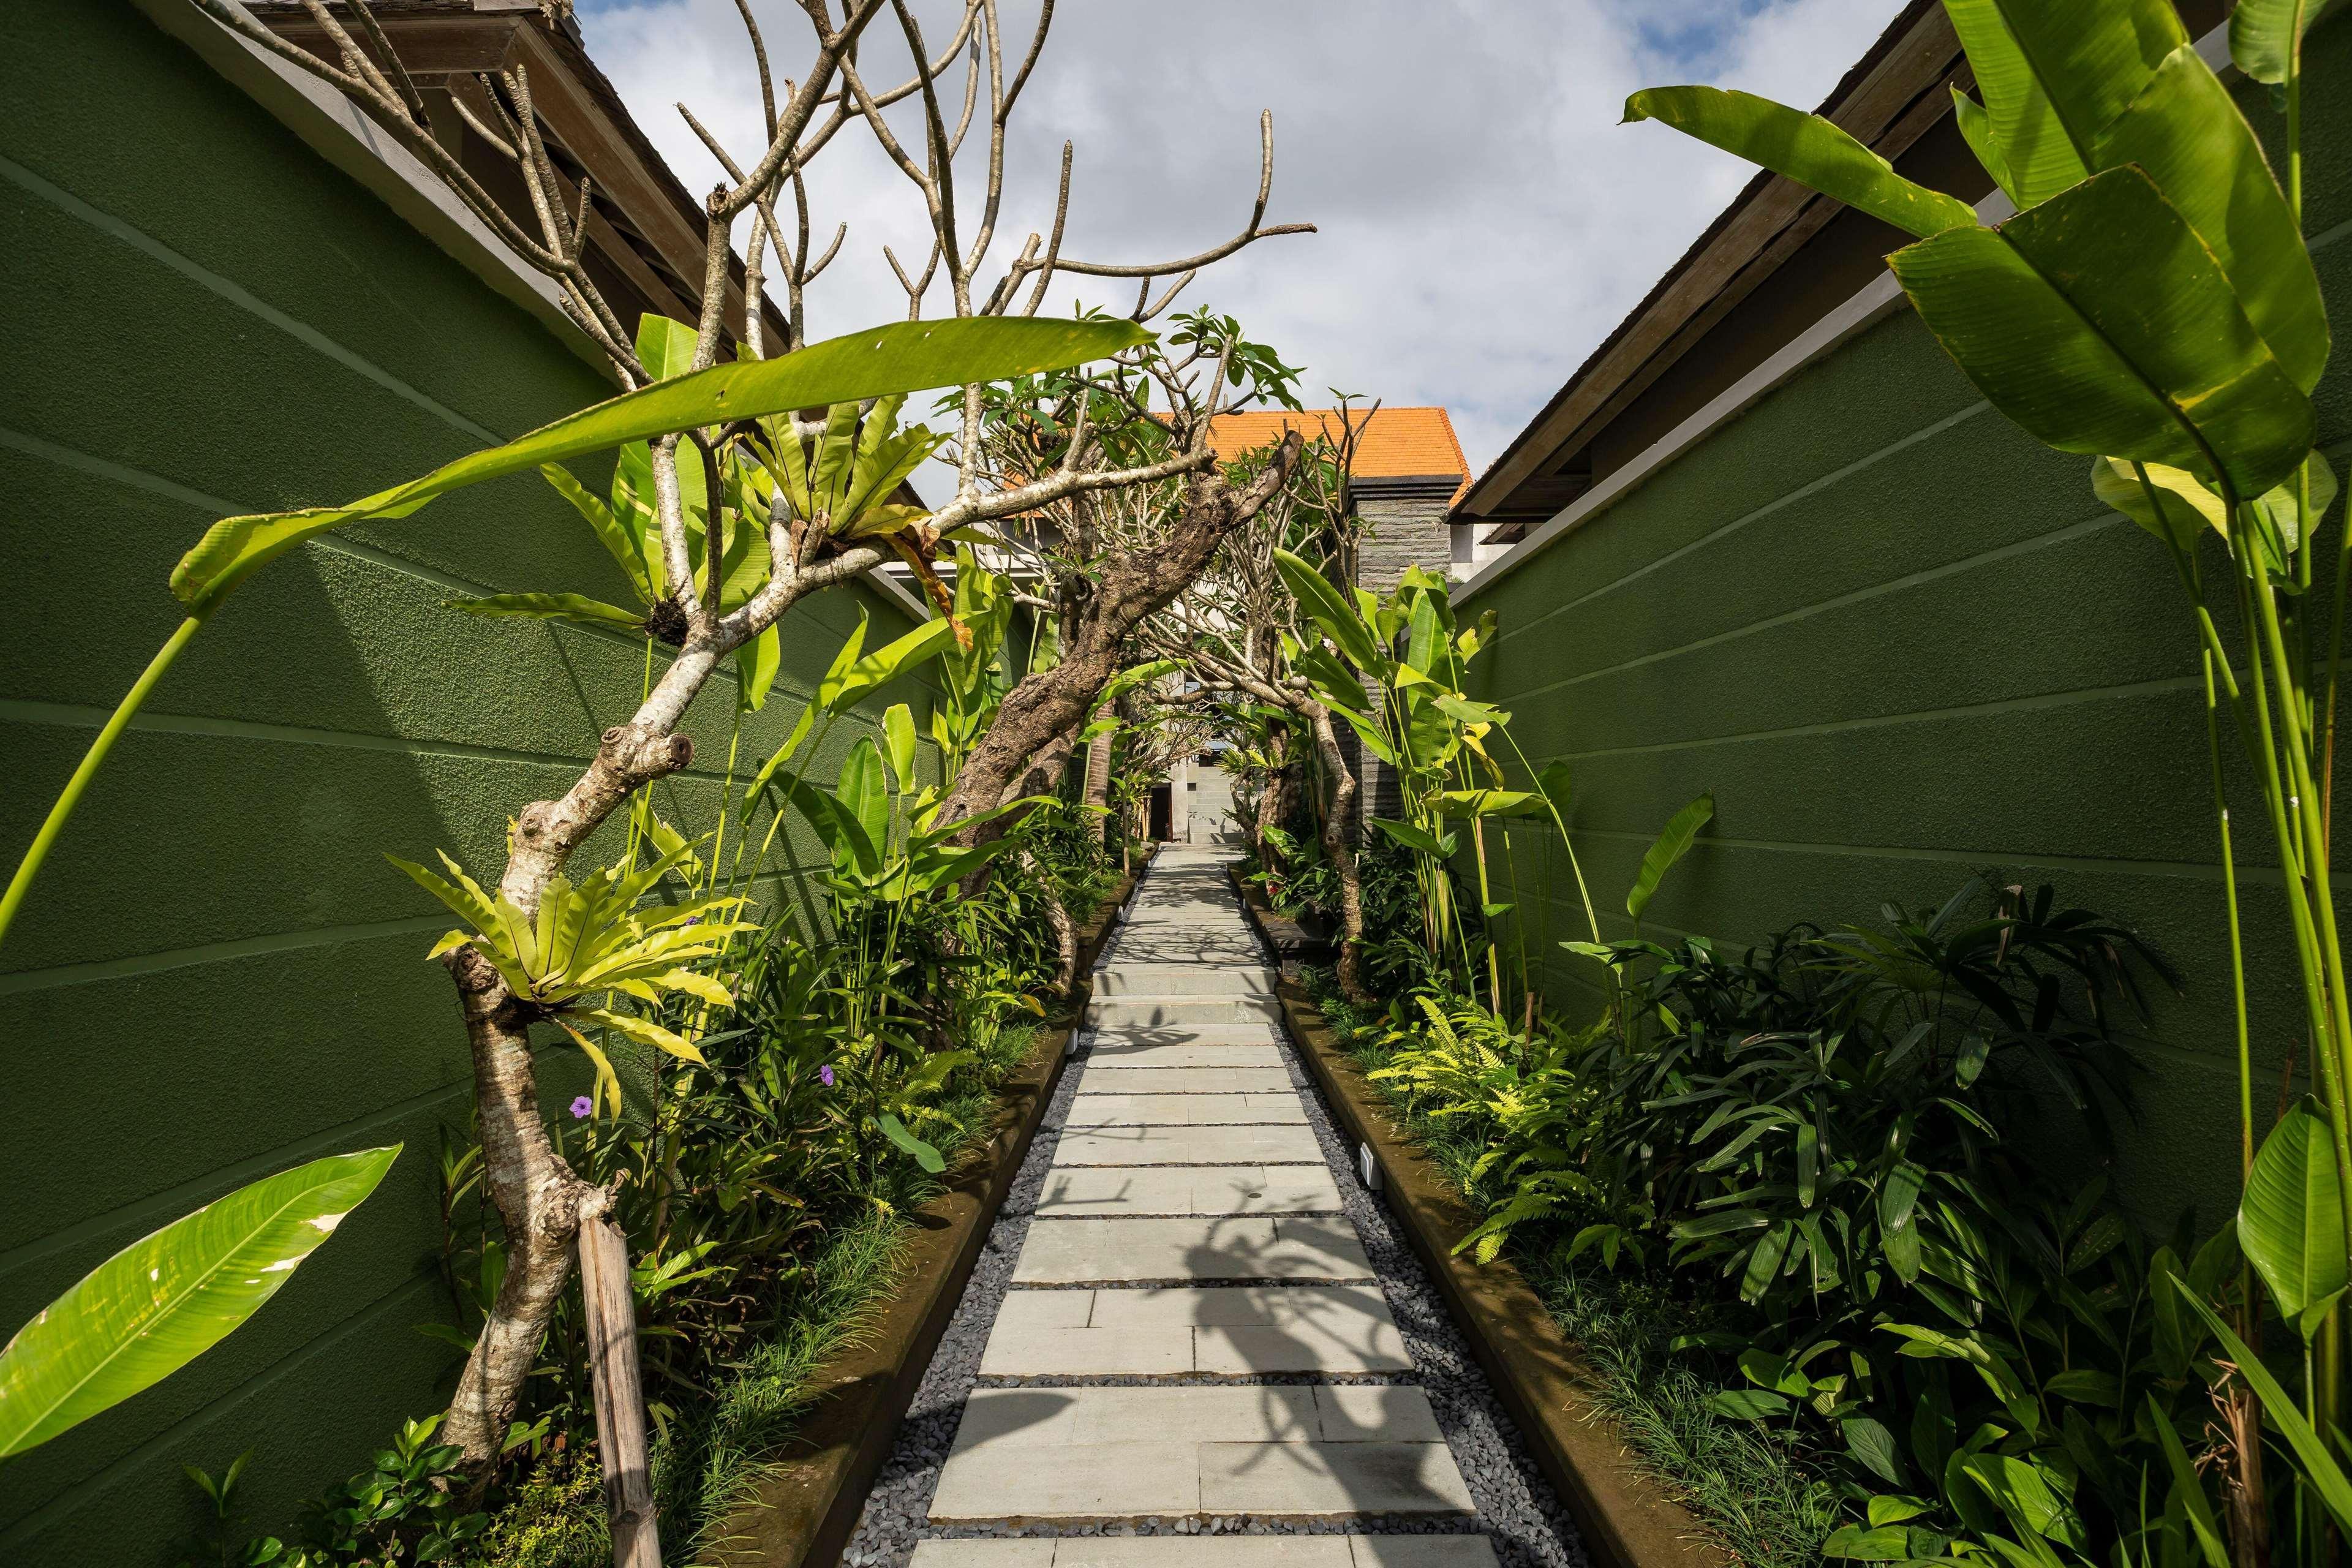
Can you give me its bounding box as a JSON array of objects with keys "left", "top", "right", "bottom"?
[{"left": 1629, "top": 1, "right": 2351, "bottom": 1553}]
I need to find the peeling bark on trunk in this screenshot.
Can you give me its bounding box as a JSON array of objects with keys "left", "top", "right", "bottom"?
[
  {"left": 1083, "top": 731, "right": 1114, "bottom": 850},
  {"left": 942, "top": 435, "right": 1304, "bottom": 840},
  {"left": 1305, "top": 702, "right": 1371, "bottom": 1008},
  {"left": 1254, "top": 729, "right": 1290, "bottom": 884},
  {"left": 435, "top": 549, "right": 877, "bottom": 1468},
  {"left": 442, "top": 947, "right": 608, "bottom": 1464}
]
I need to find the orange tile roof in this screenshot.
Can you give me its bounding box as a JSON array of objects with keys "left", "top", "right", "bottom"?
[{"left": 1203, "top": 406, "right": 1472, "bottom": 506}]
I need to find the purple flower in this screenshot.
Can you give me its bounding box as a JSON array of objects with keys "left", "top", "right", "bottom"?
[
  {"left": 570, "top": 1095, "right": 594, "bottom": 1120},
  {"left": 820, "top": 1065, "right": 835, "bottom": 1088}
]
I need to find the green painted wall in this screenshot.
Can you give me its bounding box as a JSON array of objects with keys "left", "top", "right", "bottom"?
[
  {"left": 1459, "top": 22, "right": 2352, "bottom": 1246},
  {"left": 0, "top": 2, "right": 933, "bottom": 1561}
]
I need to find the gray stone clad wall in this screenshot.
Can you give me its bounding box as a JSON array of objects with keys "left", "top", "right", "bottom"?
[{"left": 1353, "top": 476, "right": 1461, "bottom": 835}]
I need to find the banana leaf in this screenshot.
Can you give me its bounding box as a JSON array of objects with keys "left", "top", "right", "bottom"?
[
  {"left": 2237, "top": 1097, "right": 2350, "bottom": 1338},
  {"left": 0, "top": 1146, "right": 400, "bottom": 1457},
  {"left": 1273, "top": 548, "right": 1381, "bottom": 671},
  {"left": 1622, "top": 86, "right": 1978, "bottom": 240},
  {"left": 1628, "top": 791, "right": 1716, "bottom": 921},
  {"left": 1889, "top": 167, "right": 2313, "bottom": 502}
]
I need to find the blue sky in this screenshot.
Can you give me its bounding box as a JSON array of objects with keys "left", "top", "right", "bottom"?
[{"left": 573, "top": 0, "right": 1910, "bottom": 481}]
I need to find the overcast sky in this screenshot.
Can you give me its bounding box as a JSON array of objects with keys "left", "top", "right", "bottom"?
[{"left": 575, "top": 0, "right": 1910, "bottom": 483}]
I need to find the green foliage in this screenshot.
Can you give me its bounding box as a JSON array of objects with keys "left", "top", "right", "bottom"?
[
  {"left": 178, "top": 1417, "right": 489, "bottom": 1567},
  {"left": 0, "top": 1146, "right": 398, "bottom": 1460},
  {"left": 390, "top": 839, "right": 754, "bottom": 1114}
]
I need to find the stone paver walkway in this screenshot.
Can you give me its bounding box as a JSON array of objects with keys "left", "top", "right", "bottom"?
[{"left": 911, "top": 848, "right": 1500, "bottom": 1566}]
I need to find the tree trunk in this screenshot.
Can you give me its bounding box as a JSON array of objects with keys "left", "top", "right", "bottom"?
[
  {"left": 442, "top": 946, "right": 609, "bottom": 1465},
  {"left": 1084, "top": 731, "right": 1115, "bottom": 850},
  {"left": 941, "top": 435, "right": 1303, "bottom": 839},
  {"left": 1305, "top": 702, "right": 1371, "bottom": 1008},
  {"left": 433, "top": 543, "right": 881, "bottom": 1467},
  {"left": 1254, "top": 730, "right": 1290, "bottom": 886},
  {"left": 579, "top": 1208, "right": 662, "bottom": 1568}
]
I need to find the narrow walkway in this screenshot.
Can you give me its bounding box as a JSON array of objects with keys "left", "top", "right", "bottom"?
[{"left": 850, "top": 846, "right": 1585, "bottom": 1568}]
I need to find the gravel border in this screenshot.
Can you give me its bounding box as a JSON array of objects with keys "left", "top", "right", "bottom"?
[{"left": 840, "top": 869, "right": 1591, "bottom": 1568}]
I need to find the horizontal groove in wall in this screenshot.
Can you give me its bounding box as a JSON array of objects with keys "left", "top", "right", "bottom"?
[
  {"left": 0, "top": 911, "right": 450, "bottom": 994},
  {"left": 1544, "top": 672, "right": 2202, "bottom": 760},
  {"left": 1502, "top": 398, "right": 1996, "bottom": 646},
  {"left": 0, "top": 1267, "right": 448, "bottom": 1548},
  {"left": 0, "top": 1073, "right": 480, "bottom": 1278},
  {"left": 1504, "top": 507, "right": 2127, "bottom": 706},
  {"left": 1556, "top": 827, "right": 2263, "bottom": 886},
  {"left": 0, "top": 151, "right": 504, "bottom": 446},
  {"left": 0, "top": 867, "right": 810, "bottom": 995},
  {"left": 1, "top": 422, "right": 921, "bottom": 706}
]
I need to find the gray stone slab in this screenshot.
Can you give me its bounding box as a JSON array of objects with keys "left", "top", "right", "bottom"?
[
  {"left": 1050, "top": 1124, "right": 1326, "bottom": 1166},
  {"left": 987, "top": 1284, "right": 1408, "bottom": 1376},
  {"left": 1082, "top": 1048, "right": 1289, "bottom": 1072},
  {"left": 1088, "top": 996, "right": 1284, "bottom": 1028},
  {"left": 1094, "top": 965, "right": 1279, "bottom": 996},
  {"left": 1063, "top": 1093, "right": 1308, "bottom": 1128},
  {"left": 1057, "top": 1539, "right": 1354, "bottom": 1567},
  {"left": 909, "top": 1542, "right": 1057, "bottom": 1568},
  {"left": 1313, "top": 1384, "right": 1446, "bottom": 1443},
  {"left": 1035, "top": 1166, "right": 1344, "bottom": 1217},
  {"left": 1349, "top": 1539, "right": 1503, "bottom": 1568},
  {"left": 1196, "top": 1441, "right": 1474, "bottom": 1517},
  {"left": 980, "top": 1322, "right": 1193, "bottom": 1378},
  {"left": 929, "top": 1439, "right": 1200, "bottom": 1520},
  {"left": 1074, "top": 1064, "right": 1294, "bottom": 1092},
  {"left": 1087, "top": 1025, "right": 1287, "bottom": 1049},
  {"left": 955, "top": 1384, "right": 1319, "bottom": 1446},
  {"left": 1085, "top": 1284, "right": 1395, "bottom": 1329},
  {"left": 1012, "top": 1216, "right": 1375, "bottom": 1284}
]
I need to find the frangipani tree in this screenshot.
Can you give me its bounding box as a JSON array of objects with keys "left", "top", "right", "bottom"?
[{"left": 2, "top": 1, "right": 1317, "bottom": 1491}]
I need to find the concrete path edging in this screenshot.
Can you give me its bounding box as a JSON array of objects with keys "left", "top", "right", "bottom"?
[{"left": 1229, "top": 876, "right": 1732, "bottom": 1568}]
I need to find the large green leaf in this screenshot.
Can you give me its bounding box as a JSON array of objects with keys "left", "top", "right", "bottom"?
[
  {"left": 0, "top": 1146, "right": 400, "bottom": 1457},
  {"left": 444, "top": 591, "right": 647, "bottom": 631},
  {"left": 1942, "top": 0, "right": 2087, "bottom": 209},
  {"left": 170, "top": 315, "right": 1148, "bottom": 611},
  {"left": 2097, "top": 45, "right": 2328, "bottom": 393},
  {"left": 1627, "top": 792, "right": 1714, "bottom": 921},
  {"left": 2233, "top": 0, "right": 2350, "bottom": 85},
  {"left": 635, "top": 312, "right": 698, "bottom": 381},
  {"left": 2090, "top": 457, "right": 2227, "bottom": 553},
  {"left": 839, "top": 739, "right": 891, "bottom": 867},
  {"left": 744, "top": 614, "right": 959, "bottom": 808},
  {"left": 1273, "top": 548, "right": 1382, "bottom": 671},
  {"left": 1623, "top": 87, "right": 1978, "bottom": 240},
  {"left": 1888, "top": 167, "right": 2313, "bottom": 502},
  {"left": 1985, "top": 0, "right": 2187, "bottom": 162},
  {"left": 882, "top": 703, "right": 919, "bottom": 793},
  {"left": 1291, "top": 640, "right": 1371, "bottom": 714},
  {"left": 2238, "top": 1097, "right": 2350, "bottom": 1338},
  {"left": 736, "top": 623, "right": 781, "bottom": 712},
  {"left": 538, "top": 462, "right": 654, "bottom": 605}
]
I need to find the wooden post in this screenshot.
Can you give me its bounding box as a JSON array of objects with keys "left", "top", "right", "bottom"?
[{"left": 578, "top": 1210, "right": 662, "bottom": 1568}]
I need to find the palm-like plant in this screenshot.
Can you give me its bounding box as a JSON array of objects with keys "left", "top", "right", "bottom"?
[{"left": 390, "top": 836, "right": 755, "bottom": 1115}]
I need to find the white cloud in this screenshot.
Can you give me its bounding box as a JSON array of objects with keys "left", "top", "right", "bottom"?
[{"left": 577, "top": 0, "right": 1910, "bottom": 477}]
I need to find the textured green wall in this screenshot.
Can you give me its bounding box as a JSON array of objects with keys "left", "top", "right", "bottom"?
[
  {"left": 1459, "top": 22, "right": 2352, "bottom": 1244},
  {"left": 0, "top": 2, "right": 932, "bottom": 1561}
]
